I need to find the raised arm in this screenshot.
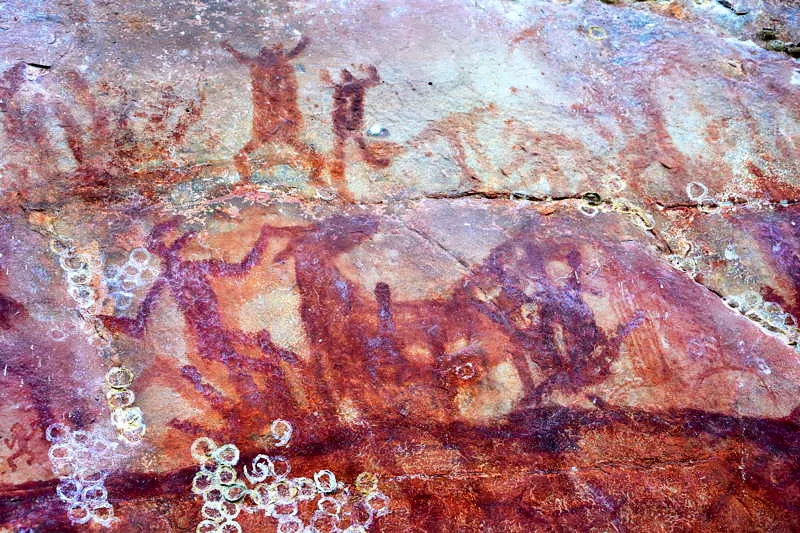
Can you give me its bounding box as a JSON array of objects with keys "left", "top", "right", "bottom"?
[
  {"left": 319, "top": 68, "right": 334, "bottom": 87},
  {"left": 286, "top": 36, "right": 310, "bottom": 59},
  {"left": 363, "top": 64, "right": 380, "bottom": 86},
  {"left": 206, "top": 224, "right": 314, "bottom": 275},
  {"left": 99, "top": 278, "right": 166, "bottom": 338},
  {"left": 204, "top": 223, "right": 275, "bottom": 277},
  {"left": 147, "top": 217, "right": 183, "bottom": 257},
  {"left": 221, "top": 40, "right": 250, "bottom": 64}
]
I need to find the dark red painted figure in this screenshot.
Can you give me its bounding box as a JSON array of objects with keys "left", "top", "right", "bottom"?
[
  {"left": 0, "top": 63, "right": 54, "bottom": 195},
  {"left": 272, "top": 215, "right": 382, "bottom": 411},
  {"left": 0, "top": 64, "right": 33, "bottom": 141},
  {"left": 0, "top": 64, "right": 205, "bottom": 202},
  {"left": 3, "top": 422, "right": 37, "bottom": 473},
  {"left": 99, "top": 218, "right": 304, "bottom": 435},
  {"left": 222, "top": 38, "right": 324, "bottom": 183},
  {"left": 99, "top": 214, "right": 644, "bottom": 432},
  {"left": 3, "top": 214, "right": 800, "bottom": 531},
  {"left": 322, "top": 66, "right": 389, "bottom": 182},
  {"left": 0, "top": 293, "right": 25, "bottom": 331}
]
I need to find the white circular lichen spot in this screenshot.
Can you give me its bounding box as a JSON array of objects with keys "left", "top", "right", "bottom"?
[{"left": 367, "top": 123, "right": 388, "bottom": 137}]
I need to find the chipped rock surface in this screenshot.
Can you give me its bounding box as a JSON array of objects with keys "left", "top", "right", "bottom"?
[{"left": 1, "top": 0, "right": 799, "bottom": 531}]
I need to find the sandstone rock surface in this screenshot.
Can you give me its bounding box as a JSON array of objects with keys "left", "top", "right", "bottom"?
[{"left": 1, "top": 0, "right": 799, "bottom": 531}]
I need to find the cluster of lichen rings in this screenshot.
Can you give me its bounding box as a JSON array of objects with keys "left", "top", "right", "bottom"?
[{"left": 105, "top": 366, "right": 147, "bottom": 444}]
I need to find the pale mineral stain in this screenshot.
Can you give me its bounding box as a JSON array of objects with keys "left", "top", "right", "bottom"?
[
  {"left": 336, "top": 397, "right": 364, "bottom": 426},
  {"left": 238, "top": 286, "right": 311, "bottom": 361},
  {"left": 341, "top": 229, "right": 466, "bottom": 301},
  {"left": 455, "top": 360, "right": 523, "bottom": 421},
  {"left": 404, "top": 343, "right": 434, "bottom": 366},
  {"left": 136, "top": 385, "right": 205, "bottom": 441},
  {"left": 545, "top": 259, "right": 574, "bottom": 287}
]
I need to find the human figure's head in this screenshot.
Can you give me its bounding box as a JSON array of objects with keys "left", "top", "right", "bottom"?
[{"left": 258, "top": 44, "right": 283, "bottom": 64}]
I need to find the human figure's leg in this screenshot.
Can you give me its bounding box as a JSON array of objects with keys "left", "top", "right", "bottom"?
[
  {"left": 234, "top": 139, "right": 260, "bottom": 182},
  {"left": 328, "top": 135, "right": 347, "bottom": 185},
  {"left": 286, "top": 137, "right": 325, "bottom": 184}
]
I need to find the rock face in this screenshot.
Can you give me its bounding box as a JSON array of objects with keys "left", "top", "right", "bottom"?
[{"left": 1, "top": 0, "right": 799, "bottom": 531}]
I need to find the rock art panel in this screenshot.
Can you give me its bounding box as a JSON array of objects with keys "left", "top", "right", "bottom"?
[{"left": 1, "top": 0, "right": 799, "bottom": 531}]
